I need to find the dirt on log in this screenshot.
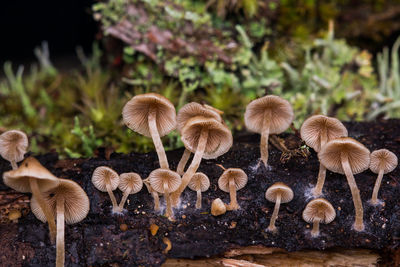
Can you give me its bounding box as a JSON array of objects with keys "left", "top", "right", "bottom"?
[{"left": 0, "top": 120, "right": 399, "bottom": 266}]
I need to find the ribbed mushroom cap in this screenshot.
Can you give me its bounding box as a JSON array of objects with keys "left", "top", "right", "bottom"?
[
  {"left": 31, "top": 179, "right": 90, "bottom": 224},
  {"left": 265, "top": 182, "right": 294, "bottom": 203},
  {"left": 3, "top": 157, "right": 59, "bottom": 193},
  {"left": 148, "top": 169, "right": 181, "bottom": 194},
  {"left": 318, "top": 137, "right": 370, "bottom": 175},
  {"left": 300, "top": 115, "right": 348, "bottom": 152},
  {"left": 303, "top": 198, "right": 336, "bottom": 224},
  {"left": 188, "top": 172, "right": 210, "bottom": 192},
  {"left": 369, "top": 149, "right": 398, "bottom": 174},
  {"left": 181, "top": 116, "right": 232, "bottom": 159},
  {"left": 244, "top": 95, "right": 294, "bottom": 134},
  {"left": 177, "top": 102, "right": 222, "bottom": 133},
  {"left": 218, "top": 168, "right": 248, "bottom": 193},
  {"left": 0, "top": 130, "right": 29, "bottom": 163},
  {"left": 122, "top": 93, "right": 176, "bottom": 137},
  {"left": 91, "top": 166, "right": 119, "bottom": 192},
  {"left": 118, "top": 173, "right": 143, "bottom": 194}
]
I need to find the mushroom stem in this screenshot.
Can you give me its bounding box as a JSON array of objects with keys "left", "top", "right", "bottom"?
[
  {"left": 267, "top": 193, "right": 281, "bottom": 232},
  {"left": 311, "top": 220, "right": 320, "bottom": 237},
  {"left": 227, "top": 178, "right": 239, "bottom": 210},
  {"left": 144, "top": 179, "right": 160, "bottom": 211},
  {"left": 118, "top": 191, "right": 130, "bottom": 211},
  {"left": 341, "top": 153, "right": 364, "bottom": 231},
  {"left": 10, "top": 160, "right": 18, "bottom": 170},
  {"left": 171, "top": 128, "right": 209, "bottom": 207},
  {"left": 260, "top": 112, "right": 270, "bottom": 167},
  {"left": 56, "top": 196, "right": 65, "bottom": 267},
  {"left": 195, "top": 189, "right": 202, "bottom": 209},
  {"left": 148, "top": 106, "right": 169, "bottom": 169},
  {"left": 164, "top": 182, "right": 172, "bottom": 218},
  {"left": 313, "top": 164, "right": 326, "bottom": 197},
  {"left": 371, "top": 169, "right": 385, "bottom": 205},
  {"left": 29, "top": 178, "right": 56, "bottom": 243},
  {"left": 177, "top": 149, "right": 191, "bottom": 175},
  {"left": 105, "top": 183, "right": 119, "bottom": 213}
]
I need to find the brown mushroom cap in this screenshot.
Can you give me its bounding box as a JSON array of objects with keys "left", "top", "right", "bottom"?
[
  {"left": 265, "top": 182, "right": 294, "bottom": 203},
  {"left": 303, "top": 198, "right": 336, "bottom": 224},
  {"left": 244, "top": 95, "right": 294, "bottom": 134},
  {"left": 122, "top": 93, "right": 176, "bottom": 137},
  {"left": 3, "top": 157, "right": 59, "bottom": 193},
  {"left": 211, "top": 198, "right": 227, "bottom": 216},
  {"left": 318, "top": 137, "right": 370, "bottom": 175},
  {"left": 181, "top": 116, "right": 232, "bottom": 159},
  {"left": 31, "top": 179, "right": 90, "bottom": 224},
  {"left": 148, "top": 169, "right": 181, "bottom": 194},
  {"left": 91, "top": 166, "right": 119, "bottom": 192},
  {"left": 218, "top": 168, "right": 248, "bottom": 193},
  {"left": 177, "top": 102, "right": 222, "bottom": 133},
  {"left": 300, "top": 115, "right": 348, "bottom": 152},
  {"left": 369, "top": 149, "right": 398, "bottom": 174},
  {"left": 118, "top": 173, "right": 143, "bottom": 194},
  {"left": 0, "top": 130, "right": 28, "bottom": 164},
  {"left": 188, "top": 172, "right": 210, "bottom": 192}
]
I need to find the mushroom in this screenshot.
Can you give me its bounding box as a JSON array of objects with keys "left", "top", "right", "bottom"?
[
  {"left": 0, "top": 130, "right": 29, "bottom": 169},
  {"left": 91, "top": 166, "right": 120, "bottom": 213},
  {"left": 143, "top": 178, "right": 161, "bottom": 212},
  {"left": 3, "top": 157, "right": 59, "bottom": 242},
  {"left": 188, "top": 172, "right": 210, "bottom": 209},
  {"left": 318, "top": 137, "right": 370, "bottom": 231},
  {"left": 369, "top": 149, "right": 398, "bottom": 205},
  {"left": 265, "top": 182, "right": 293, "bottom": 232},
  {"left": 148, "top": 168, "right": 181, "bottom": 218},
  {"left": 217, "top": 167, "right": 248, "bottom": 210},
  {"left": 171, "top": 116, "right": 232, "bottom": 206},
  {"left": 302, "top": 198, "right": 336, "bottom": 237},
  {"left": 122, "top": 93, "right": 176, "bottom": 169},
  {"left": 117, "top": 172, "right": 143, "bottom": 212},
  {"left": 300, "top": 115, "right": 348, "bottom": 196},
  {"left": 211, "top": 198, "right": 227, "bottom": 216},
  {"left": 244, "top": 95, "right": 294, "bottom": 167},
  {"left": 30, "top": 179, "right": 89, "bottom": 267}
]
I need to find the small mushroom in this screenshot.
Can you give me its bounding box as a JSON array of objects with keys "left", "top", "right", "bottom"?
[
  {"left": 0, "top": 130, "right": 28, "bottom": 169},
  {"left": 318, "top": 137, "right": 370, "bottom": 231},
  {"left": 148, "top": 168, "right": 181, "bottom": 218},
  {"left": 217, "top": 167, "right": 248, "bottom": 210},
  {"left": 211, "top": 198, "right": 227, "bottom": 216},
  {"left": 30, "top": 179, "right": 89, "bottom": 267},
  {"left": 8, "top": 209, "right": 22, "bottom": 223},
  {"left": 188, "top": 172, "right": 210, "bottom": 209},
  {"left": 265, "top": 182, "right": 293, "bottom": 232},
  {"left": 303, "top": 198, "right": 336, "bottom": 237},
  {"left": 300, "top": 115, "right": 348, "bottom": 196},
  {"left": 117, "top": 172, "right": 143, "bottom": 212},
  {"left": 122, "top": 93, "right": 176, "bottom": 169},
  {"left": 244, "top": 95, "right": 294, "bottom": 167},
  {"left": 91, "top": 166, "right": 120, "bottom": 213},
  {"left": 3, "top": 157, "right": 59, "bottom": 242},
  {"left": 369, "top": 149, "right": 398, "bottom": 205}
]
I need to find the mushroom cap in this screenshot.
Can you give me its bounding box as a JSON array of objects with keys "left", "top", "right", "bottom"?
[
  {"left": 118, "top": 172, "right": 143, "bottom": 194},
  {"left": 244, "top": 95, "right": 294, "bottom": 134},
  {"left": 265, "top": 182, "right": 293, "bottom": 203},
  {"left": 188, "top": 172, "right": 210, "bottom": 192},
  {"left": 91, "top": 166, "right": 120, "bottom": 192},
  {"left": 369, "top": 149, "right": 398, "bottom": 174},
  {"left": 122, "top": 93, "right": 176, "bottom": 137},
  {"left": 31, "top": 179, "right": 90, "bottom": 224},
  {"left": 148, "top": 168, "right": 181, "bottom": 194},
  {"left": 300, "top": 115, "right": 348, "bottom": 152},
  {"left": 3, "top": 157, "right": 60, "bottom": 193},
  {"left": 177, "top": 102, "right": 222, "bottom": 133},
  {"left": 302, "top": 198, "right": 336, "bottom": 224},
  {"left": 211, "top": 198, "right": 227, "bottom": 216},
  {"left": 318, "top": 137, "right": 370, "bottom": 175},
  {"left": 181, "top": 116, "right": 232, "bottom": 159},
  {"left": 218, "top": 168, "right": 248, "bottom": 193},
  {"left": 0, "top": 130, "right": 29, "bottom": 163}
]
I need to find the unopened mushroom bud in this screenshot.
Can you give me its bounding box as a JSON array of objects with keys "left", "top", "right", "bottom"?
[
  {"left": 265, "top": 182, "right": 293, "bottom": 233},
  {"left": 91, "top": 166, "right": 120, "bottom": 213},
  {"left": 303, "top": 198, "right": 336, "bottom": 237},
  {"left": 117, "top": 172, "right": 143, "bottom": 212},
  {"left": 188, "top": 172, "right": 210, "bottom": 209},
  {"left": 211, "top": 198, "right": 227, "bottom": 216},
  {"left": 0, "top": 130, "right": 29, "bottom": 169},
  {"left": 218, "top": 167, "right": 248, "bottom": 210}
]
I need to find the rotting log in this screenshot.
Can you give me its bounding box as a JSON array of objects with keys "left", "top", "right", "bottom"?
[{"left": 0, "top": 120, "right": 399, "bottom": 266}]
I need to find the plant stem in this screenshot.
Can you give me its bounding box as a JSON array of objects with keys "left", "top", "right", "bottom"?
[
  {"left": 118, "top": 191, "right": 130, "bottom": 211},
  {"left": 106, "top": 183, "right": 118, "bottom": 213},
  {"left": 260, "top": 111, "right": 270, "bottom": 167},
  {"left": 227, "top": 178, "right": 239, "bottom": 210},
  {"left": 177, "top": 149, "right": 191, "bottom": 175},
  {"left": 311, "top": 220, "right": 320, "bottom": 237},
  {"left": 148, "top": 106, "right": 169, "bottom": 169},
  {"left": 164, "top": 182, "right": 172, "bottom": 218},
  {"left": 56, "top": 196, "right": 65, "bottom": 267},
  {"left": 313, "top": 164, "right": 326, "bottom": 197},
  {"left": 267, "top": 193, "right": 281, "bottom": 232},
  {"left": 371, "top": 169, "right": 385, "bottom": 205},
  {"left": 196, "top": 189, "right": 202, "bottom": 209}
]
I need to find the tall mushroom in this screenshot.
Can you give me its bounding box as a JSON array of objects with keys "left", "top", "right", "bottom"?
[
  {"left": 171, "top": 116, "right": 232, "bottom": 206},
  {"left": 30, "top": 179, "right": 89, "bottom": 267},
  {"left": 188, "top": 172, "right": 210, "bottom": 209},
  {"left": 3, "top": 157, "right": 59, "bottom": 242},
  {"left": 300, "top": 115, "right": 348, "bottom": 196},
  {"left": 303, "top": 198, "right": 336, "bottom": 237},
  {"left": 244, "top": 95, "right": 294, "bottom": 167},
  {"left": 369, "top": 149, "right": 398, "bottom": 205},
  {"left": 265, "top": 182, "right": 293, "bottom": 232},
  {"left": 218, "top": 168, "right": 248, "bottom": 210},
  {"left": 117, "top": 172, "right": 143, "bottom": 212},
  {"left": 0, "top": 130, "right": 29, "bottom": 169},
  {"left": 91, "top": 166, "right": 120, "bottom": 213},
  {"left": 122, "top": 93, "right": 176, "bottom": 169},
  {"left": 318, "top": 137, "right": 370, "bottom": 231}
]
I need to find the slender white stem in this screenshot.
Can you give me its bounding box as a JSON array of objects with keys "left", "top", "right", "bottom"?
[
  {"left": 371, "top": 169, "right": 385, "bottom": 205},
  {"left": 268, "top": 193, "right": 281, "bottom": 232},
  {"left": 118, "top": 191, "right": 130, "bottom": 211},
  {"left": 148, "top": 106, "right": 169, "bottom": 169},
  {"left": 177, "top": 149, "right": 191, "bottom": 175},
  {"left": 164, "top": 183, "right": 172, "bottom": 218},
  {"left": 260, "top": 113, "right": 270, "bottom": 167},
  {"left": 311, "top": 220, "right": 320, "bottom": 237},
  {"left": 56, "top": 197, "right": 65, "bottom": 267},
  {"left": 227, "top": 178, "right": 239, "bottom": 210},
  {"left": 195, "top": 189, "right": 202, "bottom": 209},
  {"left": 313, "top": 164, "right": 326, "bottom": 197},
  {"left": 106, "top": 183, "right": 118, "bottom": 213}
]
